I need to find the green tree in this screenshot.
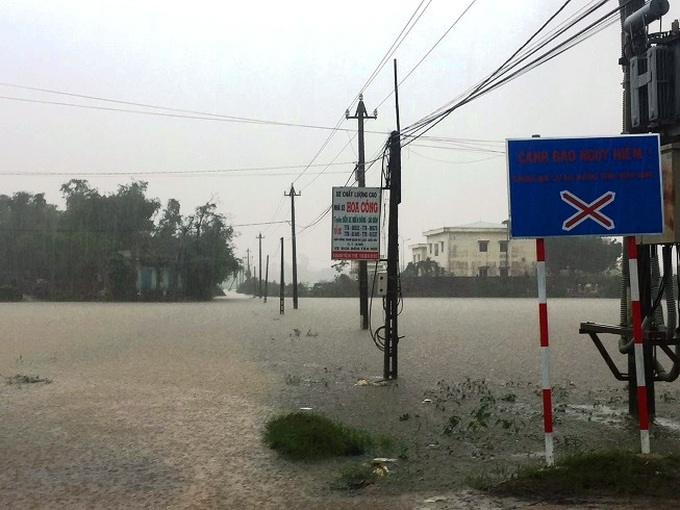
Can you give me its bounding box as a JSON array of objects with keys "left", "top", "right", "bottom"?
[
  {"left": 57, "top": 180, "right": 160, "bottom": 298},
  {"left": 106, "top": 252, "right": 137, "bottom": 301},
  {"left": 0, "top": 192, "right": 60, "bottom": 291},
  {"left": 416, "top": 257, "right": 444, "bottom": 277},
  {"left": 545, "top": 237, "right": 621, "bottom": 275},
  {"left": 331, "top": 259, "right": 350, "bottom": 276},
  {"left": 179, "top": 202, "right": 239, "bottom": 300}
]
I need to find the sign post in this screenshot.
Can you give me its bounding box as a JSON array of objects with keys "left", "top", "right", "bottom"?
[
  {"left": 331, "top": 187, "right": 381, "bottom": 261},
  {"left": 535, "top": 237, "right": 553, "bottom": 465},
  {"left": 507, "top": 134, "right": 662, "bottom": 462}
]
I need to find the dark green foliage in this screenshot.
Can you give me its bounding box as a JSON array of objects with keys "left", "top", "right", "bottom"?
[
  {"left": 0, "top": 183, "right": 239, "bottom": 301},
  {"left": 402, "top": 258, "right": 446, "bottom": 277},
  {"left": 178, "top": 202, "right": 238, "bottom": 300},
  {"left": 545, "top": 236, "right": 621, "bottom": 275},
  {"left": 263, "top": 412, "right": 378, "bottom": 460},
  {"left": 0, "top": 285, "right": 22, "bottom": 301},
  {"left": 107, "top": 252, "right": 137, "bottom": 301},
  {"left": 490, "top": 450, "right": 680, "bottom": 501}
]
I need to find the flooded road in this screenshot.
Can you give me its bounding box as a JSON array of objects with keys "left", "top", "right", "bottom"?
[{"left": 1, "top": 296, "right": 679, "bottom": 508}]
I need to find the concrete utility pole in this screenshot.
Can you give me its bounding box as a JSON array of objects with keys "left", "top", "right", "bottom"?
[
  {"left": 246, "top": 248, "right": 255, "bottom": 297},
  {"left": 346, "top": 94, "right": 377, "bottom": 330},
  {"left": 257, "top": 233, "right": 264, "bottom": 298},
  {"left": 384, "top": 130, "right": 401, "bottom": 380},
  {"left": 253, "top": 266, "right": 257, "bottom": 298},
  {"left": 280, "top": 237, "right": 285, "bottom": 315},
  {"left": 285, "top": 184, "right": 301, "bottom": 309},
  {"left": 264, "top": 255, "right": 269, "bottom": 303}
]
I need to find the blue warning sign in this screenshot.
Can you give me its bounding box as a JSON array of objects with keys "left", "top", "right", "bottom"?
[{"left": 506, "top": 135, "right": 663, "bottom": 238}]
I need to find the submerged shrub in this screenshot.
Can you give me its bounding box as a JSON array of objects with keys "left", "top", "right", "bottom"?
[{"left": 264, "top": 411, "right": 376, "bottom": 460}]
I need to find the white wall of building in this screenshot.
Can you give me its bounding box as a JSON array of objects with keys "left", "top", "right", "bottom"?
[{"left": 414, "top": 222, "right": 535, "bottom": 277}]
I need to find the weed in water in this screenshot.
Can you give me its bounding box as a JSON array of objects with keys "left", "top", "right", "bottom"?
[
  {"left": 263, "top": 411, "right": 396, "bottom": 460},
  {"left": 284, "top": 374, "right": 301, "bottom": 386},
  {"left": 5, "top": 374, "right": 52, "bottom": 385},
  {"left": 333, "top": 462, "right": 381, "bottom": 490},
  {"left": 660, "top": 390, "right": 676, "bottom": 403},
  {"left": 489, "top": 450, "right": 680, "bottom": 501}
]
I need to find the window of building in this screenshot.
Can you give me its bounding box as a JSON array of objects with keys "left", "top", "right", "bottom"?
[
  {"left": 478, "top": 240, "right": 489, "bottom": 253},
  {"left": 434, "top": 244, "right": 439, "bottom": 256},
  {"left": 478, "top": 266, "right": 489, "bottom": 277},
  {"left": 429, "top": 243, "right": 432, "bottom": 254},
  {"left": 500, "top": 267, "right": 509, "bottom": 277},
  {"left": 499, "top": 240, "right": 508, "bottom": 253}
]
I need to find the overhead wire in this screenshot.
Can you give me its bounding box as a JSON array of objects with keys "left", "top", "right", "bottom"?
[
  {"left": 286, "top": 2, "right": 440, "bottom": 238},
  {"left": 296, "top": 146, "right": 385, "bottom": 239},
  {"left": 401, "top": 0, "right": 625, "bottom": 145},
  {"left": 405, "top": 1, "right": 602, "bottom": 133},
  {"left": 406, "top": 148, "right": 503, "bottom": 165},
  {"left": 0, "top": 219, "right": 289, "bottom": 234},
  {"left": 290, "top": 0, "right": 434, "bottom": 188},
  {"left": 410, "top": 0, "right": 604, "bottom": 125},
  {"left": 0, "top": 93, "right": 377, "bottom": 134},
  {"left": 0, "top": 160, "right": 356, "bottom": 177},
  {"left": 355, "top": 0, "right": 433, "bottom": 97},
  {"left": 374, "top": 0, "right": 478, "bottom": 112}
]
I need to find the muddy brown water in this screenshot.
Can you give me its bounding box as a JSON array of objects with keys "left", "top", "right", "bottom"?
[{"left": 1, "top": 295, "right": 679, "bottom": 509}]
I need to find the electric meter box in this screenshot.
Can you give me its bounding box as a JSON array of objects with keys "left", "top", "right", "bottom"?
[
  {"left": 640, "top": 143, "right": 680, "bottom": 244},
  {"left": 377, "top": 272, "right": 387, "bottom": 296}
]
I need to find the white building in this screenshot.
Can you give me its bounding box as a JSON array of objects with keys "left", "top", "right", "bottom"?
[{"left": 411, "top": 222, "right": 535, "bottom": 277}]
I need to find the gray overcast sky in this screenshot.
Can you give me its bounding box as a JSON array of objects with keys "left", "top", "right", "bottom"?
[{"left": 1, "top": 1, "right": 677, "bottom": 280}]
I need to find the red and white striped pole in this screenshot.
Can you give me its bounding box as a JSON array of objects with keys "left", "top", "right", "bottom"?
[
  {"left": 626, "top": 236, "right": 651, "bottom": 454},
  {"left": 536, "top": 238, "right": 554, "bottom": 466}
]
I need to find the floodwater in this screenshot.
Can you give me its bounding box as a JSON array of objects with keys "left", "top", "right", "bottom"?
[{"left": 1, "top": 295, "right": 679, "bottom": 509}]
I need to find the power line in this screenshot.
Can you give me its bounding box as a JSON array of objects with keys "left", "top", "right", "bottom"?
[
  {"left": 407, "top": 148, "right": 503, "bottom": 165},
  {"left": 289, "top": 1, "right": 435, "bottom": 188},
  {"left": 0, "top": 161, "right": 356, "bottom": 177},
  {"left": 297, "top": 143, "right": 387, "bottom": 238},
  {"left": 375, "top": 0, "right": 478, "bottom": 112},
  {"left": 356, "top": 0, "right": 433, "bottom": 98},
  {"left": 0, "top": 91, "right": 388, "bottom": 135},
  {"left": 402, "top": 0, "right": 624, "bottom": 144},
  {"left": 0, "top": 219, "right": 289, "bottom": 234},
  {"left": 409, "top": 0, "right": 606, "bottom": 126},
  {"left": 234, "top": 220, "right": 290, "bottom": 228}
]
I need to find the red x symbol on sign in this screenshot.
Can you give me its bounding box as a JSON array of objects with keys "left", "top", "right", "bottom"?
[{"left": 560, "top": 190, "right": 616, "bottom": 231}]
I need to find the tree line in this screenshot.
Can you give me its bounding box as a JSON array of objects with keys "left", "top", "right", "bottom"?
[{"left": 0, "top": 180, "right": 239, "bottom": 301}]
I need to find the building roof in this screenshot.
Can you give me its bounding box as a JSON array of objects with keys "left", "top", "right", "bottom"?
[
  {"left": 455, "top": 221, "right": 507, "bottom": 230},
  {"left": 423, "top": 221, "right": 508, "bottom": 236}
]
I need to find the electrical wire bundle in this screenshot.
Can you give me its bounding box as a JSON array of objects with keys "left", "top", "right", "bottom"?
[{"left": 401, "top": 0, "right": 631, "bottom": 147}]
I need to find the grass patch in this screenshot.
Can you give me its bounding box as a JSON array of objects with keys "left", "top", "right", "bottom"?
[
  {"left": 333, "top": 462, "right": 383, "bottom": 490},
  {"left": 264, "top": 411, "right": 397, "bottom": 460},
  {"left": 5, "top": 374, "right": 52, "bottom": 385},
  {"left": 487, "top": 450, "right": 680, "bottom": 502}
]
